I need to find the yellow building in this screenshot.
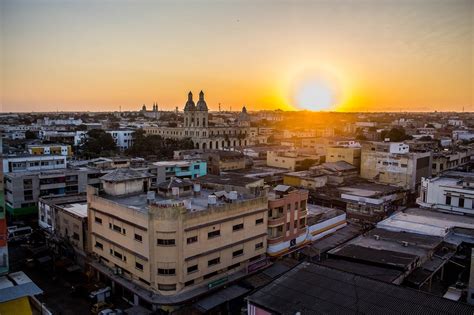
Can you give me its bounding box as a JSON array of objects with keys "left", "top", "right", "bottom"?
[
  {"left": 28, "top": 144, "right": 72, "bottom": 157},
  {"left": 326, "top": 146, "right": 361, "bottom": 169}
]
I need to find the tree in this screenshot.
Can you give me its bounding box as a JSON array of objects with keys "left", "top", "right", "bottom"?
[
  {"left": 25, "top": 130, "right": 37, "bottom": 139},
  {"left": 380, "top": 128, "right": 412, "bottom": 142},
  {"left": 79, "top": 129, "right": 117, "bottom": 158},
  {"left": 125, "top": 129, "right": 194, "bottom": 159}
]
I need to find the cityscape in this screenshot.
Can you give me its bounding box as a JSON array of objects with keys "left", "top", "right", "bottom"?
[{"left": 1, "top": 1, "right": 474, "bottom": 315}]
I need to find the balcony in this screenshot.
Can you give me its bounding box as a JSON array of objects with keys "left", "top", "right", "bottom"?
[
  {"left": 267, "top": 234, "right": 284, "bottom": 245},
  {"left": 268, "top": 216, "right": 285, "bottom": 227},
  {"left": 298, "top": 209, "right": 308, "bottom": 218}
]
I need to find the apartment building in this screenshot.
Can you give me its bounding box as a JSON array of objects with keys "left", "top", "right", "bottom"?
[
  {"left": 4, "top": 169, "right": 89, "bottom": 218},
  {"left": 267, "top": 185, "right": 308, "bottom": 257},
  {"left": 1, "top": 155, "right": 67, "bottom": 174},
  {"left": 87, "top": 168, "right": 268, "bottom": 310},
  {"left": 106, "top": 129, "right": 135, "bottom": 150},
  {"left": 360, "top": 142, "right": 432, "bottom": 192},
  {"left": 418, "top": 171, "right": 474, "bottom": 215}
]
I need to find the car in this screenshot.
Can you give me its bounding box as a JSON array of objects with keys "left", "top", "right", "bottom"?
[
  {"left": 91, "top": 301, "right": 114, "bottom": 315},
  {"left": 98, "top": 309, "right": 124, "bottom": 315}
]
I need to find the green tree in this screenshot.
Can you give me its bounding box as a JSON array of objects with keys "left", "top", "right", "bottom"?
[
  {"left": 126, "top": 129, "right": 194, "bottom": 159},
  {"left": 79, "top": 129, "right": 117, "bottom": 158},
  {"left": 380, "top": 128, "right": 412, "bottom": 142}
]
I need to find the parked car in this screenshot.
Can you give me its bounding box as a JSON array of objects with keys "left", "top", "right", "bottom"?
[{"left": 91, "top": 301, "right": 114, "bottom": 315}]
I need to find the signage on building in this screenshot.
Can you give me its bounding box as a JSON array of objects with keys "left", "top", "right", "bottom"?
[
  {"left": 247, "top": 258, "right": 268, "bottom": 273},
  {"left": 289, "top": 238, "right": 296, "bottom": 248},
  {"left": 208, "top": 276, "right": 228, "bottom": 289}
]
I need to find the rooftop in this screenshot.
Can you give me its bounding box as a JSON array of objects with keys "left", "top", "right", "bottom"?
[
  {"left": 59, "top": 202, "right": 88, "bottom": 218},
  {"left": 197, "top": 173, "right": 263, "bottom": 187},
  {"left": 248, "top": 262, "right": 474, "bottom": 315},
  {"left": 101, "top": 168, "right": 151, "bottom": 182}
]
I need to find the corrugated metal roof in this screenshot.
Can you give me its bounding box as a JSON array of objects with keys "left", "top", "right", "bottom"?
[{"left": 248, "top": 262, "right": 474, "bottom": 315}]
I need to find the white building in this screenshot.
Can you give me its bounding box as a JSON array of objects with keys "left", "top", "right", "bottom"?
[
  {"left": 1, "top": 155, "right": 67, "bottom": 174},
  {"left": 106, "top": 130, "right": 134, "bottom": 150},
  {"left": 417, "top": 171, "right": 474, "bottom": 215}
]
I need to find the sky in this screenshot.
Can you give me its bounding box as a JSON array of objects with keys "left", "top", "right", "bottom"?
[{"left": 1, "top": 0, "right": 473, "bottom": 113}]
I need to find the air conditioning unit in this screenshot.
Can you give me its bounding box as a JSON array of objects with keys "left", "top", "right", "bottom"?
[
  {"left": 402, "top": 241, "right": 409, "bottom": 247},
  {"left": 374, "top": 235, "right": 380, "bottom": 240}
]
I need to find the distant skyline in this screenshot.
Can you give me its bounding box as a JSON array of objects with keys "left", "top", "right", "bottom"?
[{"left": 1, "top": 0, "right": 473, "bottom": 113}]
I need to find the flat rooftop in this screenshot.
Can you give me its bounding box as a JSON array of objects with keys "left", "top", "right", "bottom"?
[
  {"left": 338, "top": 182, "right": 402, "bottom": 197},
  {"left": 198, "top": 173, "right": 262, "bottom": 186},
  {"left": 102, "top": 188, "right": 258, "bottom": 213},
  {"left": 59, "top": 202, "right": 88, "bottom": 218},
  {"left": 377, "top": 208, "right": 474, "bottom": 238}
]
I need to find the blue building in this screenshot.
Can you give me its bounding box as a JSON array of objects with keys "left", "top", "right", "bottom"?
[{"left": 151, "top": 160, "right": 207, "bottom": 186}]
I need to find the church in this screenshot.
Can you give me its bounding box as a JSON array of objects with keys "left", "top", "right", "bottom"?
[{"left": 144, "top": 91, "right": 251, "bottom": 149}]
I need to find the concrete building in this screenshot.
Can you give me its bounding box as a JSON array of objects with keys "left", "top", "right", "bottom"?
[
  {"left": 87, "top": 168, "right": 268, "bottom": 310},
  {"left": 431, "top": 149, "right": 472, "bottom": 176},
  {"left": 418, "top": 171, "right": 474, "bottom": 215},
  {"left": 38, "top": 194, "right": 88, "bottom": 256},
  {"left": 4, "top": 168, "right": 89, "bottom": 218},
  {"left": 283, "top": 170, "right": 328, "bottom": 189},
  {"left": 144, "top": 91, "right": 251, "bottom": 149},
  {"left": 267, "top": 185, "right": 308, "bottom": 257},
  {"left": 266, "top": 150, "right": 319, "bottom": 171},
  {"left": 360, "top": 142, "right": 432, "bottom": 192},
  {"left": 1, "top": 155, "right": 67, "bottom": 174},
  {"left": 106, "top": 130, "right": 134, "bottom": 150},
  {"left": 27, "top": 144, "right": 72, "bottom": 157},
  {"left": 326, "top": 146, "right": 361, "bottom": 168}
]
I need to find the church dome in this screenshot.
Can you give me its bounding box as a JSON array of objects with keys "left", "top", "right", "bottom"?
[
  {"left": 196, "top": 90, "right": 208, "bottom": 111},
  {"left": 184, "top": 91, "right": 196, "bottom": 111},
  {"left": 238, "top": 106, "right": 250, "bottom": 121}
]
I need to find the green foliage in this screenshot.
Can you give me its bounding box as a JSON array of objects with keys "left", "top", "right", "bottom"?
[
  {"left": 79, "top": 129, "right": 118, "bottom": 158},
  {"left": 380, "top": 127, "right": 412, "bottom": 142},
  {"left": 126, "top": 129, "right": 194, "bottom": 159},
  {"left": 25, "top": 130, "right": 37, "bottom": 139}
]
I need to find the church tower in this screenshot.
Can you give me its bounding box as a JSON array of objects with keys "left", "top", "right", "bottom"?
[
  {"left": 184, "top": 91, "right": 196, "bottom": 127},
  {"left": 196, "top": 90, "right": 209, "bottom": 128}
]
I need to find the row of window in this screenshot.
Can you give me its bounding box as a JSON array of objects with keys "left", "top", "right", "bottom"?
[{"left": 446, "top": 195, "right": 472, "bottom": 208}]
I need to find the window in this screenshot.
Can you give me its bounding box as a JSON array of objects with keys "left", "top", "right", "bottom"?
[
  {"left": 232, "top": 249, "right": 244, "bottom": 257},
  {"left": 95, "top": 217, "right": 102, "bottom": 224},
  {"left": 294, "top": 202, "right": 298, "bottom": 210},
  {"left": 300, "top": 200, "right": 307, "bottom": 209},
  {"left": 158, "top": 268, "right": 176, "bottom": 275},
  {"left": 95, "top": 241, "right": 103, "bottom": 250},
  {"left": 194, "top": 165, "right": 200, "bottom": 170},
  {"left": 255, "top": 242, "right": 264, "bottom": 250},
  {"left": 208, "top": 230, "right": 221, "bottom": 239},
  {"left": 112, "top": 224, "right": 122, "bottom": 233},
  {"left": 157, "top": 239, "right": 175, "bottom": 246},
  {"left": 459, "top": 198, "right": 465, "bottom": 208},
  {"left": 294, "top": 220, "right": 298, "bottom": 229},
  {"left": 113, "top": 251, "right": 123, "bottom": 260},
  {"left": 299, "top": 218, "right": 305, "bottom": 226},
  {"left": 73, "top": 232, "right": 80, "bottom": 240},
  {"left": 208, "top": 257, "right": 220, "bottom": 266},
  {"left": 286, "top": 223, "right": 290, "bottom": 231},
  {"left": 185, "top": 280, "right": 195, "bottom": 287},
  {"left": 187, "top": 236, "right": 198, "bottom": 244},
  {"left": 227, "top": 263, "right": 240, "bottom": 270},
  {"left": 446, "top": 195, "right": 451, "bottom": 205},
  {"left": 135, "top": 262, "right": 143, "bottom": 271},
  {"left": 256, "top": 218, "right": 264, "bottom": 225},
  {"left": 134, "top": 234, "right": 143, "bottom": 242},
  {"left": 187, "top": 265, "right": 198, "bottom": 273},
  {"left": 158, "top": 284, "right": 176, "bottom": 291},
  {"left": 233, "top": 223, "right": 244, "bottom": 231}
]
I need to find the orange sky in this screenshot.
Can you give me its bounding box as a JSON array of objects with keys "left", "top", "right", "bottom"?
[{"left": 1, "top": 0, "right": 473, "bottom": 112}]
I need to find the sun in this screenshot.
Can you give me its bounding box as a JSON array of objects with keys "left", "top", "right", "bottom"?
[{"left": 288, "top": 67, "right": 343, "bottom": 111}]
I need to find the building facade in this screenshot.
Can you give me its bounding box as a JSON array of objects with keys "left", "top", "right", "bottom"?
[
  {"left": 87, "top": 169, "right": 268, "bottom": 310},
  {"left": 144, "top": 91, "right": 251, "bottom": 149}
]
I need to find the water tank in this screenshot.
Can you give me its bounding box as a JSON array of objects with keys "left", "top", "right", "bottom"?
[
  {"left": 172, "top": 187, "right": 179, "bottom": 197},
  {"left": 208, "top": 195, "right": 217, "bottom": 205},
  {"left": 147, "top": 191, "right": 156, "bottom": 203},
  {"left": 183, "top": 199, "right": 192, "bottom": 210},
  {"left": 193, "top": 183, "right": 201, "bottom": 192},
  {"left": 229, "top": 191, "right": 238, "bottom": 200}
]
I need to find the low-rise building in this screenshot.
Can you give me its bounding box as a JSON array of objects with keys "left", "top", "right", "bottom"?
[
  {"left": 283, "top": 170, "right": 328, "bottom": 189},
  {"left": 266, "top": 150, "right": 319, "bottom": 171},
  {"left": 325, "top": 146, "right": 361, "bottom": 168},
  {"left": 149, "top": 160, "right": 207, "bottom": 186},
  {"left": 418, "top": 171, "right": 474, "bottom": 215},
  {"left": 431, "top": 149, "right": 472, "bottom": 176},
  {"left": 38, "top": 194, "right": 88, "bottom": 257},
  {"left": 106, "top": 129, "right": 135, "bottom": 150}
]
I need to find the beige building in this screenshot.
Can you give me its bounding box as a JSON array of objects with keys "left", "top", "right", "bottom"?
[
  {"left": 360, "top": 142, "right": 432, "bottom": 192},
  {"left": 266, "top": 150, "right": 319, "bottom": 171},
  {"left": 326, "top": 146, "right": 361, "bottom": 169},
  {"left": 87, "top": 168, "right": 268, "bottom": 309}
]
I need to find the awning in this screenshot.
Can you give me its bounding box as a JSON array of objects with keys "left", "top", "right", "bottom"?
[
  {"left": 0, "top": 297, "right": 33, "bottom": 315},
  {"left": 193, "top": 285, "right": 250, "bottom": 312}
]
